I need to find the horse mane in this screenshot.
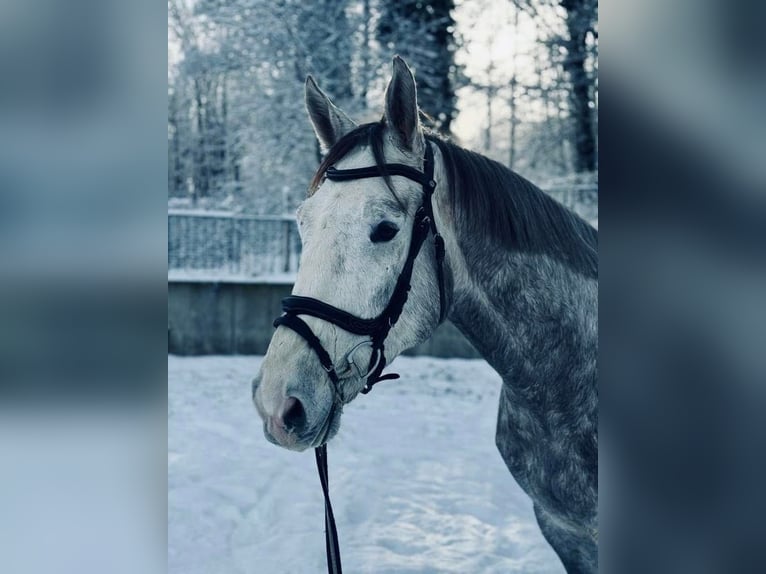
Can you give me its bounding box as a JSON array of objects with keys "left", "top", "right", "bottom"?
[{"left": 310, "top": 121, "right": 598, "bottom": 278}]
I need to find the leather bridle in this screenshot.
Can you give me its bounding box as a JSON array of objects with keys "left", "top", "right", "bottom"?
[
  {"left": 273, "top": 142, "right": 446, "bottom": 401},
  {"left": 271, "top": 142, "right": 447, "bottom": 574}
]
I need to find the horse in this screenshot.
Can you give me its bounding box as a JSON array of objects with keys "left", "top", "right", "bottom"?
[{"left": 252, "top": 56, "right": 598, "bottom": 573}]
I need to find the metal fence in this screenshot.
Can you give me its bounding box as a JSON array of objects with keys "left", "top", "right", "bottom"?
[
  {"left": 168, "top": 210, "right": 301, "bottom": 280},
  {"left": 168, "top": 187, "right": 597, "bottom": 280}
]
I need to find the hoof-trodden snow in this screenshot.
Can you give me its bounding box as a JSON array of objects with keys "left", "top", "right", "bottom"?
[{"left": 169, "top": 355, "right": 562, "bottom": 573}]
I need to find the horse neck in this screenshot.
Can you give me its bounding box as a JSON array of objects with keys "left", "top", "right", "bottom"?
[{"left": 437, "top": 195, "right": 598, "bottom": 392}]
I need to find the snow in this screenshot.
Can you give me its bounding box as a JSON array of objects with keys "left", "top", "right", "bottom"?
[{"left": 168, "top": 355, "right": 562, "bottom": 573}]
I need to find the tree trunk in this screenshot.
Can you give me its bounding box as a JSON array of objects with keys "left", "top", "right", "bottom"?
[
  {"left": 194, "top": 78, "right": 208, "bottom": 202},
  {"left": 377, "top": 0, "right": 458, "bottom": 134},
  {"left": 561, "top": 0, "right": 596, "bottom": 173},
  {"left": 508, "top": 6, "right": 520, "bottom": 170}
]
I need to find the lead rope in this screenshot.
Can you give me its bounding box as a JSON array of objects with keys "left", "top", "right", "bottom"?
[{"left": 315, "top": 445, "right": 342, "bottom": 574}]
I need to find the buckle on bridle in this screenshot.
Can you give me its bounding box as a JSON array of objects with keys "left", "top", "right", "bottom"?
[{"left": 343, "top": 340, "right": 382, "bottom": 380}]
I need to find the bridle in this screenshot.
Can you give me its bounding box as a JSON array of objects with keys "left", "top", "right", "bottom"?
[
  {"left": 271, "top": 141, "right": 447, "bottom": 574},
  {"left": 273, "top": 141, "right": 446, "bottom": 400}
]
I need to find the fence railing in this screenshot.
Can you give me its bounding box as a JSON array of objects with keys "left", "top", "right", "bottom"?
[
  {"left": 168, "top": 210, "right": 301, "bottom": 280},
  {"left": 168, "top": 186, "right": 597, "bottom": 280}
]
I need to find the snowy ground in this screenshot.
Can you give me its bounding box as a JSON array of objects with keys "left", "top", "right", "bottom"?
[{"left": 168, "top": 355, "right": 562, "bottom": 574}]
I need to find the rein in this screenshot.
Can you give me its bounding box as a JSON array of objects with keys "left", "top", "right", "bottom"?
[{"left": 272, "top": 142, "right": 446, "bottom": 574}]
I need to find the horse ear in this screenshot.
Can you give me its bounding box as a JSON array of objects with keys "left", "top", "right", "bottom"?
[
  {"left": 384, "top": 56, "right": 424, "bottom": 154},
  {"left": 305, "top": 75, "right": 357, "bottom": 152}
]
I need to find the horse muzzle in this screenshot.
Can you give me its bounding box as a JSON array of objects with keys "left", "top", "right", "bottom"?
[{"left": 260, "top": 392, "right": 341, "bottom": 451}]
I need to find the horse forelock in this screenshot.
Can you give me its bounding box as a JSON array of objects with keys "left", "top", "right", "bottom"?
[{"left": 309, "top": 121, "right": 388, "bottom": 193}]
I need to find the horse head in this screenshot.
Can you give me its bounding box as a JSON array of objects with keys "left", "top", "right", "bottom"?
[{"left": 252, "top": 57, "right": 449, "bottom": 451}]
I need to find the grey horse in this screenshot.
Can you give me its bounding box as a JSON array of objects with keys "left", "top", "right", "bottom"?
[{"left": 252, "top": 57, "right": 598, "bottom": 573}]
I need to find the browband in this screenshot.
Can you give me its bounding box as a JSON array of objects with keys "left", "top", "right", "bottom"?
[{"left": 325, "top": 163, "right": 429, "bottom": 185}]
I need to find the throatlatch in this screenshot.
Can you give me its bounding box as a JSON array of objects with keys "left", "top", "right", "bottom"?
[{"left": 271, "top": 141, "right": 446, "bottom": 574}]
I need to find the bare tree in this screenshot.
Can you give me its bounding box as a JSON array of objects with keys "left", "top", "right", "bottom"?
[
  {"left": 167, "top": 0, "right": 595, "bottom": 214},
  {"left": 512, "top": 0, "right": 598, "bottom": 173}
]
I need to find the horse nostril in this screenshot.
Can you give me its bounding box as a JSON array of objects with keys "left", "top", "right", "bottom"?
[{"left": 281, "top": 397, "right": 306, "bottom": 431}]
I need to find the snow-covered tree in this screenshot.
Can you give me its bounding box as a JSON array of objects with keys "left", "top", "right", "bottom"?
[{"left": 377, "top": 0, "right": 460, "bottom": 134}]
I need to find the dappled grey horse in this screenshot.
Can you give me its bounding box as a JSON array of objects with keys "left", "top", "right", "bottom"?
[{"left": 252, "top": 57, "right": 598, "bottom": 573}]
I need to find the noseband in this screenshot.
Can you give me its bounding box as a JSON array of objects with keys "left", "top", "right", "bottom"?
[
  {"left": 273, "top": 142, "right": 446, "bottom": 400},
  {"left": 271, "top": 142, "right": 446, "bottom": 574}
]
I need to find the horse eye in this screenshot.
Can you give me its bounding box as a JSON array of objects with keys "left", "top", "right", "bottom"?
[{"left": 370, "top": 220, "right": 399, "bottom": 243}]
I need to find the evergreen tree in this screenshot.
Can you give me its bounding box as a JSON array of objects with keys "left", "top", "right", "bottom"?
[{"left": 377, "top": 0, "right": 459, "bottom": 134}]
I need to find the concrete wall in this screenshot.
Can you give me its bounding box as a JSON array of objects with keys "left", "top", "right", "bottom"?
[{"left": 168, "top": 280, "right": 480, "bottom": 359}]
